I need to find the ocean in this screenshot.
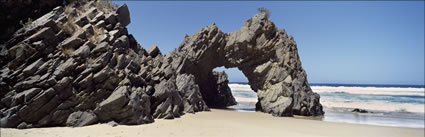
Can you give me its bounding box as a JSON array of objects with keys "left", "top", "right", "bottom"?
[{"left": 227, "top": 83, "right": 425, "bottom": 128}]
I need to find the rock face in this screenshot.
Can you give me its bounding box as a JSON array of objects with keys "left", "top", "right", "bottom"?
[
  {"left": 165, "top": 12, "right": 324, "bottom": 116},
  {"left": 0, "top": 1, "right": 207, "bottom": 128},
  {"left": 202, "top": 71, "right": 237, "bottom": 107},
  {"left": 0, "top": 1, "right": 323, "bottom": 128}
]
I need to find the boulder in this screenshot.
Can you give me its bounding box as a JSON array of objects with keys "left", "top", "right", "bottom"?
[
  {"left": 60, "top": 37, "right": 84, "bottom": 49},
  {"left": 91, "top": 41, "right": 109, "bottom": 54},
  {"left": 176, "top": 74, "right": 209, "bottom": 113},
  {"left": 91, "top": 12, "right": 105, "bottom": 24},
  {"left": 199, "top": 71, "right": 236, "bottom": 107},
  {"left": 95, "top": 20, "right": 106, "bottom": 29},
  {"left": 66, "top": 111, "right": 98, "bottom": 127},
  {"left": 53, "top": 77, "right": 73, "bottom": 100},
  {"left": 352, "top": 108, "right": 369, "bottom": 113},
  {"left": 13, "top": 88, "right": 42, "bottom": 104},
  {"left": 116, "top": 4, "right": 131, "bottom": 27},
  {"left": 105, "top": 13, "right": 117, "bottom": 26},
  {"left": 147, "top": 45, "right": 160, "bottom": 57},
  {"left": 94, "top": 86, "right": 129, "bottom": 121},
  {"left": 23, "top": 58, "right": 44, "bottom": 76},
  {"left": 0, "top": 114, "right": 20, "bottom": 128},
  {"left": 74, "top": 16, "right": 89, "bottom": 27},
  {"left": 107, "top": 121, "right": 118, "bottom": 127},
  {"left": 25, "top": 27, "right": 56, "bottom": 43},
  {"left": 72, "top": 44, "right": 91, "bottom": 58},
  {"left": 93, "top": 66, "right": 113, "bottom": 83},
  {"left": 152, "top": 78, "right": 183, "bottom": 119},
  {"left": 18, "top": 88, "right": 56, "bottom": 122}
]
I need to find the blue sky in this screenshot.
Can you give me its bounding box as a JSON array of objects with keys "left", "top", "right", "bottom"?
[{"left": 115, "top": 1, "right": 424, "bottom": 85}]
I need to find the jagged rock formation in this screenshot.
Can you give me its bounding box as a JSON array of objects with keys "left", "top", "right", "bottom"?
[
  {"left": 203, "top": 71, "right": 236, "bottom": 107},
  {"left": 0, "top": 1, "right": 208, "bottom": 128},
  {"left": 0, "top": 0, "right": 66, "bottom": 43},
  {"left": 0, "top": 1, "right": 323, "bottom": 128},
  {"left": 164, "top": 12, "right": 323, "bottom": 116}
]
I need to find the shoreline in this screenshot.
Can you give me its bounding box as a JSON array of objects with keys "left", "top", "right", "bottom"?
[{"left": 2, "top": 109, "right": 423, "bottom": 137}]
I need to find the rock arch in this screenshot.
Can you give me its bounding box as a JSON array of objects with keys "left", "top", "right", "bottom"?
[
  {"left": 0, "top": 2, "right": 323, "bottom": 128},
  {"left": 164, "top": 12, "right": 324, "bottom": 116}
]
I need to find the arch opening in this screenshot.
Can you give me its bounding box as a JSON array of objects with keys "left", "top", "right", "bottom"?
[
  {"left": 167, "top": 12, "right": 324, "bottom": 116},
  {"left": 213, "top": 67, "right": 257, "bottom": 111}
]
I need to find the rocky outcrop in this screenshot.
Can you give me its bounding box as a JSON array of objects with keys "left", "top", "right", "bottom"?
[
  {"left": 0, "top": 0, "right": 66, "bottom": 43},
  {"left": 0, "top": 1, "right": 208, "bottom": 128},
  {"left": 201, "top": 71, "right": 237, "bottom": 107},
  {"left": 165, "top": 12, "right": 324, "bottom": 116},
  {"left": 0, "top": 1, "right": 323, "bottom": 128}
]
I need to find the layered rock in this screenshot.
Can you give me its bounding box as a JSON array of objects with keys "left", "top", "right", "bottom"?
[
  {"left": 165, "top": 12, "right": 324, "bottom": 116},
  {"left": 0, "top": 1, "right": 208, "bottom": 128},
  {"left": 0, "top": 1, "right": 323, "bottom": 128},
  {"left": 0, "top": 0, "right": 66, "bottom": 43}
]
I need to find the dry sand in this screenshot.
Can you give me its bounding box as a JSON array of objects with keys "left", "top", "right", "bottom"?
[{"left": 1, "top": 109, "right": 423, "bottom": 137}]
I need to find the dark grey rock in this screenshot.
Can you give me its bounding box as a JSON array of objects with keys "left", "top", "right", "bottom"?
[
  {"left": 72, "top": 44, "right": 90, "bottom": 58},
  {"left": 152, "top": 78, "right": 183, "bottom": 119},
  {"left": 0, "top": 114, "right": 20, "bottom": 128},
  {"left": 176, "top": 74, "right": 209, "bottom": 113},
  {"left": 60, "top": 37, "right": 84, "bottom": 50},
  {"left": 352, "top": 108, "right": 369, "bottom": 113},
  {"left": 91, "top": 12, "right": 105, "bottom": 24},
  {"left": 23, "top": 58, "right": 44, "bottom": 76},
  {"left": 25, "top": 27, "right": 56, "bottom": 43},
  {"left": 95, "top": 86, "right": 129, "bottom": 119},
  {"left": 114, "top": 35, "right": 129, "bottom": 48},
  {"left": 95, "top": 20, "right": 106, "bottom": 29},
  {"left": 66, "top": 111, "right": 98, "bottom": 127},
  {"left": 53, "top": 58, "right": 77, "bottom": 80},
  {"left": 105, "top": 13, "right": 117, "bottom": 26},
  {"left": 17, "top": 122, "right": 30, "bottom": 129},
  {"left": 74, "top": 16, "right": 89, "bottom": 27},
  {"left": 53, "top": 77, "right": 73, "bottom": 100},
  {"left": 197, "top": 71, "right": 236, "bottom": 108},
  {"left": 93, "top": 66, "right": 113, "bottom": 83},
  {"left": 107, "top": 121, "right": 118, "bottom": 127},
  {"left": 18, "top": 88, "right": 56, "bottom": 122},
  {"left": 147, "top": 45, "right": 160, "bottom": 57},
  {"left": 116, "top": 4, "right": 130, "bottom": 27},
  {"left": 13, "top": 88, "right": 42, "bottom": 104},
  {"left": 91, "top": 41, "right": 109, "bottom": 54}
]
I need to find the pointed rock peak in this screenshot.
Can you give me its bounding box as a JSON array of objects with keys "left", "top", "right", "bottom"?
[{"left": 116, "top": 4, "right": 130, "bottom": 27}]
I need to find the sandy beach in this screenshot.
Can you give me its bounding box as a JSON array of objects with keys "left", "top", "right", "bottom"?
[{"left": 1, "top": 109, "right": 423, "bottom": 137}]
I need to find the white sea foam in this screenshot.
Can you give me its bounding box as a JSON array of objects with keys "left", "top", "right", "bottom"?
[
  {"left": 313, "top": 86, "right": 424, "bottom": 113},
  {"left": 234, "top": 97, "right": 258, "bottom": 102},
  {"left": 229, "top": 84, "right": 252, "bottom": 91},
  {"left": 230, "top": 84, "right": 425, "bottom": 96},
  {"left": 311, "top": 86, "right": 425, "bottom": 96},
  {"left": 229, "top": 83, "right": 425, "bottom": 114},
  {"left": 321, "top": 98, "right": 425, "bottom": 113}
]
